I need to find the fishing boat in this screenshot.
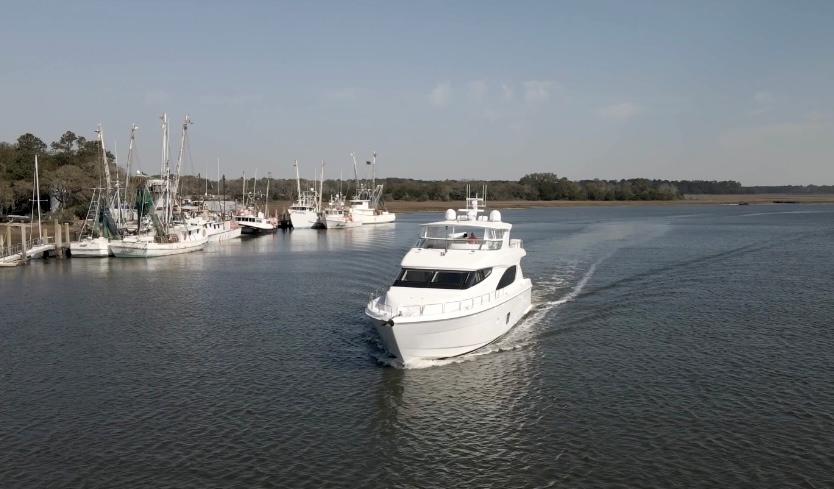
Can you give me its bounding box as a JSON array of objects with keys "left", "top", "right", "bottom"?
[
  {"left": 366, "top": 188, "right": 532, "bottom": 365},
  {"left": 288, "top": 160, "right": 324, "bottom": 229},
  {"left": 323, "top": 192, "right": 361, "bottom": 229},
  {"left": 70, "top": 125, "right": 121, "bottom": 257},
  {"left": 233, "top": 172, "right": 277, "bottom": 234},
  {"left": 110, "top": 224, "right": 207, "bottom": 257},
  {"left": 110, "top": 114, "right": 209, "bottom": 258},
  {"left": 348, "top": 152, "right": 395, "bottom": 224}
]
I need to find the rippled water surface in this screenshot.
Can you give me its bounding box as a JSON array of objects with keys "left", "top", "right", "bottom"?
[{"left": 2, "top": 204, "right": 834, "bottom": 488}]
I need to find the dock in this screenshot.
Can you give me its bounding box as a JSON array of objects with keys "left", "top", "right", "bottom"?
[{"left": 0, "top": 221, "right": 71, "bottom": 265}]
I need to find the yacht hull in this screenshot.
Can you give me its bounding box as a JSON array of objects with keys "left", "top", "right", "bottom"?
[
  {"left": 371, "top": 284, "right": 532, "bottom": 365},
  {"left": 110, "top": 238, "right": 208, "bottom": 258}
]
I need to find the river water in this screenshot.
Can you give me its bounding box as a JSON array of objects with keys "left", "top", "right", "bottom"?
[{"left": 2, "top": 204, "right": 833, "bottom": 488}]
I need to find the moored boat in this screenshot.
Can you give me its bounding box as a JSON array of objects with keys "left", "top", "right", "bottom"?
[
  {"left": 110, "top": 224, "right": 207, "bottom": 257},
  {"left": 288, "top": 160, "right": 324, "bottom": 229},
  {"left": 347, "top": 152, "right": 395, "bottom": 224}
]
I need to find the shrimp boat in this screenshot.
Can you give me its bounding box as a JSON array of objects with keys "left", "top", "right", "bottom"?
[
  {"left": 110, "top": 224, "right": 207, "bottom": 257},
  {"left": 366, "top": 188, "right": 532, "bottom": 365},
  {"left": 110, "top": 114, "right": 209, "bottom": 258},
  {"left": 347, "top": 152, "right": 395, "bottom": 225},
  {"left": 323, "top": 193, "right": 361, "bottom": 229},
  {"left": 288, "top": 160, "right": 324, "bottom": 229},
  {"left": 70, "top": 124, "right": 124, "bottom": 257},
  {"left": 233, "top": 171, "right": 277, "bottom": 234}
]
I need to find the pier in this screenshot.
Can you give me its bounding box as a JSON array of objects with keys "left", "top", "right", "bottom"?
[{"left": 0, "top": 221, "right": 71, "bottom": 265}]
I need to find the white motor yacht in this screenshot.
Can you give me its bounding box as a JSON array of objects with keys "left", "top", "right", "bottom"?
[{"left": 366, "top": 191, "right": 532, "bottom": 365}]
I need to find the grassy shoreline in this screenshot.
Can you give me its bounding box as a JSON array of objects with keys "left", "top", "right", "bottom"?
[{"left": 379, "top": 194, "right": 834, "bottom": 213}]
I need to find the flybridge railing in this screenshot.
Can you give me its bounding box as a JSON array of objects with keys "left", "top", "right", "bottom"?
[
  {"left": 367, "top": 288, "right": 514, "bottom": 319},
  {"left": 415, "top": 237, "right": 503, "bottom": 251}
]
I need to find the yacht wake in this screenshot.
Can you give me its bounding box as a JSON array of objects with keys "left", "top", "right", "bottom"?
[{"left": 388, "top": 255, "right": 607, "bottom": 369}]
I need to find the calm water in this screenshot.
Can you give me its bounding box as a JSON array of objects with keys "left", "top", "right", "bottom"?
[{"left": 2, "top": 204, "right": 833, "bottom": 488}]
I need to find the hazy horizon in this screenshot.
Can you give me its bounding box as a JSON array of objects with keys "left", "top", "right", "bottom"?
[{"left": 2, "top": 1, "right": 832, "bottom": 186}]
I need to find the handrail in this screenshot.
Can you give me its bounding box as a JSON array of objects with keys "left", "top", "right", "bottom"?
[{"left": 368, "top": 288, "right": 513, "bottom": 319}]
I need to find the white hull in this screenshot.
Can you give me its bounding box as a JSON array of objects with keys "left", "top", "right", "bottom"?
[
  {"left": 70, "top": 237, "right": 112, "bottom": 257},
  {"left": 369, "top": 283, "right": 532, "bottom": 365},
  {"left": 289, "top": 209, "right": 320, "bottom": 229},
  {"left": 238, "top": 222, "right": 275, "bottom": 234},
  {"left": 207, "top": 227, "right": 242, "bottom": 242},
  {"left": 325, "top": 216, "right": 362, "bottom": 229},
  {"left": 350, "top": 209, "right": 396, "bottom": 225},
  {"left": 110, "top": 237, "right": 208, "bottom": 258}
]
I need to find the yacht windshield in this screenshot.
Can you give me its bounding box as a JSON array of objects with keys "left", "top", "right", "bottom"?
[
  {"left": 416, "top": 225, "right": 504, "bottom": 250},
  {"left": 393, "top": 268, "right": 492, "bottom": 289}
]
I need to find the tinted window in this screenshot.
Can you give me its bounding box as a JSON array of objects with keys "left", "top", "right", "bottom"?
[
  {"left": 393, "top": 268, "right": 495, "bottom": 289},
  {"left": 431, "top": 271, "right": 469, "bottom": 288},
  {"left": 396, "top": 269, "right": 434, "bottom": 286},
  {"left": 497, "top": 266, "right": 517, "bottom": 290}
]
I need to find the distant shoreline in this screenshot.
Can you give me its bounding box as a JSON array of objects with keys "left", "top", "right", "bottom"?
[{"left": 379, "top": 194, "right": 834, "bottom": 213}]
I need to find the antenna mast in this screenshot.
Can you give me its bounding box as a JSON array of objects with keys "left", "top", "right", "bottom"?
[{"left": 294, "top": 160, "right": 302, "bottom": 199}]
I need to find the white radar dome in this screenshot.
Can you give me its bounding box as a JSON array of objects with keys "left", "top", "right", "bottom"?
[
  {"left": 445, "top": 209, "right": 457, "bottom": 220},
  {"left": 489, "top": 210, "right": 502, "bottom": 222}
]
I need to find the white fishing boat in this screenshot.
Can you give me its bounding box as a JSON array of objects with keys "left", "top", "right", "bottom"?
[
  {"left": 348, "top": 152, "right": 395, "bottom": 224},
  {"left": 288, "top": 160, "right": 324, "bottom": 229},
  {"left": 234, "top": 210, "right": 276, "bottom": 234},
  {"left": 110, "top": 224, "right": 207, "bottom": 257},
  {"left": 70, "top": 124, "right": 122, "bottom": 257},
  {"left": 71, "top": 236, "right": 111, "bottom": 257},
  {"left": 111, "top": 114, "right": 209, "bottom": 258},
  {"left": 366, "top": 188, "right": 532, "bottom": 365},
  {"left": 323, "top": 192, "right": 361, "bottom": 229},
  {"left": 205, "top": 220, "right": 241, "bottom": 241},
  {"left": 233, "top": 171, "right": 277, "bottom": 234},
  {"left": 188, "top": 214, "right": 241, "bottom": 241}
]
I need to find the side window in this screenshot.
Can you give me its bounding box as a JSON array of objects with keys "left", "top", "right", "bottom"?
[{"left": 496, "top": 266, "right": 517, "bottom": 290}]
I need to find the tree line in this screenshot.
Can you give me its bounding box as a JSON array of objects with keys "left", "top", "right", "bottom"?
[{"left": 3, "top": 130, "right": 831, "bottom": 218}]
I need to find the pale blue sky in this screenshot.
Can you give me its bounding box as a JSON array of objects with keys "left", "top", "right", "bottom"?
[{"left": 1, "top": 1, "right": 832, "bottom": 184}]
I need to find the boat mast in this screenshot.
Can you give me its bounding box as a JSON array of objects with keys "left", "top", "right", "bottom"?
[
  {"left": 125, "top": 124, "right": 137, "bottom": 192},
  {"left": 33, "top": 154, "right": 43, "bottom": 241},
  {"left": 96, "top": 124, "right": 112, "bottom": 201},
  {"left": 294, "top": 160, "right": 302, "bottom": 200},
  {"left": 160, "top": 113, "right": 170, "bottom": 229},
  {"left": 114, "top": 139, "right": 122, "bottom": 226},
  {"left": 252, "top": 169, "right": 257, "bottom": 209},
  {"left": 172, "top": 114, "right": 192, "bottom": 212},
  {"left": 319, "top": 161, "right": 325, "bottom": 210},
  {"left": 371, "top": 152, "right": 376, "bottom": 189},
  {"left": 351, "top": 153, "right": 359, "bottom": 195},
  {"left": 265, "top": 172, "right": 271, "bottom": 216}
]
